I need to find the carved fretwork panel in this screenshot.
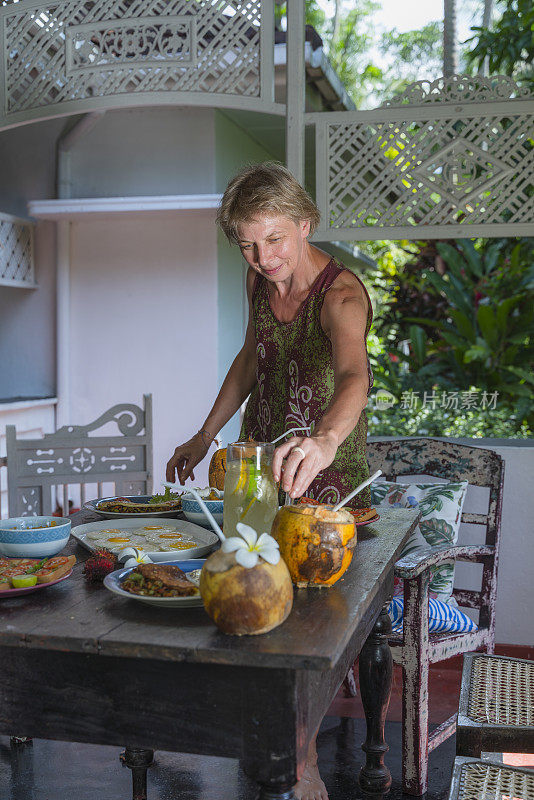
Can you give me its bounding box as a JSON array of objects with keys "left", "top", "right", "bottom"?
[
  {"left": 17, "top": 487, "right": 43, "bottom": 517},
  {"left": 6, "top": 396, "right": 153, "bottom": 517},
  {"left": 0, "top": 0, "right": 274, "bottom": 125},
  {"left": 310, "top": 76, "right": 534, "bottom": 240},
  {"left": 0, "top": 214, "right": 34, "bottom": 287},
  {"left": 17, "top": 444, "right": 146, "bottom": 478}
]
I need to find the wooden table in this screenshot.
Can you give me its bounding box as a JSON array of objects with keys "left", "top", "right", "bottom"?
[{"left": 0, "top": 508, "right": 419, "bottom": 799}]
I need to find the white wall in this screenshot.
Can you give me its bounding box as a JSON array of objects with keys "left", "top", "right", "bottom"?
[
  {"left": 442, "top": 440, "right": 533, "bottom": 646},
  {"left": 0, "top": 221, "right": 57, "bottom": 400},
  {"left": 70, "top": 107, "right": 216, "bottom": 197},
  {"left": 480, "top": 443, "right": 533, "bottom": 646},
  {"left": 68, "top": 211, "right": 219, "bottom": 490}
]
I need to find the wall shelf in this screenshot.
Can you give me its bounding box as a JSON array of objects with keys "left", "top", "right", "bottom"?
[{"left": 28, "top": 195, "right": 223, "bottom": 220}]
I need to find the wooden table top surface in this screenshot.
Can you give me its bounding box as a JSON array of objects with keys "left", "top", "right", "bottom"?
[{"left": 0, "top": 508, "right": 418, "bottom": 671}]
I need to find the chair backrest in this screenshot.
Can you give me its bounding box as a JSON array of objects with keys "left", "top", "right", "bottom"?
[
  {"left": 367, "top": 437, "right": 505, "bottom": 632},
  {"left": 6, "top": 395, "right": 153, "bottom": 517}
]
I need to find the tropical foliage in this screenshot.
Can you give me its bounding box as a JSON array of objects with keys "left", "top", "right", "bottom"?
[
  {"left": 464, "top": 0, "right": 534, "bottom": 86},
  {"left": 276, "top": 0, "right": 443, "bottom": 107},
  {"left": 366, "top": 237, "right": 534, "bottom": 437},
  {"left": 277, "top": 2, "right": 534, "bottom": 439}
]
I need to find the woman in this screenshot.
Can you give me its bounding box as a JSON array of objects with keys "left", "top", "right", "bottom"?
[
  {"left": 167, "top": 162, "right": 373, "bottom": 800},
  {"left": 166, "top": 162, "right": 373, "bottom": 510}
]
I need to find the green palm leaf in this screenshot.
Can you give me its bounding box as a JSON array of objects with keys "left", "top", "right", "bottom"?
[
  {"left": 430, "top": 562, "right": 454, "bottom": 594},
  {"left": 419, "top": 517, "right": 454, "bottom": 547}
]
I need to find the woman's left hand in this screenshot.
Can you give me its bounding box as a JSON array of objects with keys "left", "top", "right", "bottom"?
[{"left": 272, "top": 433, "right": 338, "bottom": 499}]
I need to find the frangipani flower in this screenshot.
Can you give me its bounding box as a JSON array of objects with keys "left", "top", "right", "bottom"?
[
  {"left": 221, "top": 522, "right": 280, "bottom": 568},
  {"left": 119, "top": 547, "right": 153, "bottom": 569}
]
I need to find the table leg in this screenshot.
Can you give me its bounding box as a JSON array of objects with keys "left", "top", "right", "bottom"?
[
  {"left": 358, "top": 604, "right": 393, "bottom": 795},
  {"left": 120, "top": 747, "right": 154, "bottom": 800}
]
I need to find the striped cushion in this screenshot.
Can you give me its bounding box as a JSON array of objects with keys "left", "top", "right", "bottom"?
[{"left": 388, "top": 596, "right": 478, "bottom": 635}]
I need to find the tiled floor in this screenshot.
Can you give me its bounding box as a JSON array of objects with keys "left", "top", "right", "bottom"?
[
  {"left": 330, "top": 662, "right": 463, "bottom": 724},
  {"left": 2, "top": 657, "right": 531, "bottom": 799},
  {"left": 0, "top": 715, "right": 457, "bottom": 800}
]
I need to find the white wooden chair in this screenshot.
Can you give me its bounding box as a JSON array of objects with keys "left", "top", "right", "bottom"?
[
  {"left": 5, "top": 395, "right": 153, "bottom": 518},
  {"left": 344, "top": 437, "right": 505, "bottom": 795}
]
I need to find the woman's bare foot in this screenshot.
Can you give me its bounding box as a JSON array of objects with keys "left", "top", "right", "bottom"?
[{"left": 293, "top": 737, "right": 328, "bottom": 800}]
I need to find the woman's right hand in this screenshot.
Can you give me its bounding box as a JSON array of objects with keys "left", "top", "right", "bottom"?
[{"left": 166, "top": 433, "right": 210, "bottom": 485}]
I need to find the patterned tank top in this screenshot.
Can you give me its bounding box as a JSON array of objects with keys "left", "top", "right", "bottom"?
[{"left": 240, "top": 258, "right": 374, "bottom": 509}]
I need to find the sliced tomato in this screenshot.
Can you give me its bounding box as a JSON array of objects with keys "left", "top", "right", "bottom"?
[
  {"left": 2, "top": 567, "right": 31, "bottom": 577},
  {"left": 44, "top": 556, "right": 69, "bottom": 567}
]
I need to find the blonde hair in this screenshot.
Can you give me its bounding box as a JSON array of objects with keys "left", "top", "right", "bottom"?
[{"left": 216, "top": 161, "right": 321, "bottom": 243}]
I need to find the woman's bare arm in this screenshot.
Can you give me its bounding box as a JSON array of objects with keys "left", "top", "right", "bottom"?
[{"left": 166, "top": 268, "right": 258, "bottom": 483}]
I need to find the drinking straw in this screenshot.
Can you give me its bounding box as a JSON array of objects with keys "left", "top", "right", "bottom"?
[
  {"left": 270, "top": 427, "right": 311, "bottom": 445},
  {"left": 162, "top": 482, "right": 225, "bottom": 542},
  {"left": 332, "top": 470, "right": 383, "bottom": 512}
]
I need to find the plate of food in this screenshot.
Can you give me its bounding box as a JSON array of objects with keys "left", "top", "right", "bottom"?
[
  {"left": 84, "top": 488, "right": 183, "bottom": 519},
  {"left": 71, "top": 518, "right": 219, "bottom": 562},
  {"left": 349, "top": 508, "right": 380, "bottom": 527},
  {"left": 104, "top": 559, "right": 205, "bottom": 607},
  {"left": 0, "top": 555, "right": 76, "bottom": 598}
]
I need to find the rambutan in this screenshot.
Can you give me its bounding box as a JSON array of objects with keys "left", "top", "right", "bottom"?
[{"left": 83, "top": 548, "right": 118, "bottom": 583}]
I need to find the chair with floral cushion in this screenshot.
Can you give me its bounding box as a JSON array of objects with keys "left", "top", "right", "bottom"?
[{"left": 344, "top": 437, "right": 505, "bottom": 796}]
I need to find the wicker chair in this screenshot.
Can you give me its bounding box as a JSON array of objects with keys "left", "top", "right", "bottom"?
[
  {"left": 448, "top": 757, "right": 534, "bottom": 800},
  {"left": 345, "top": 437, "right": 505, "bottom": 795},
  {"left": 457, "top": 653, "right": 534, "bottom": 757}
]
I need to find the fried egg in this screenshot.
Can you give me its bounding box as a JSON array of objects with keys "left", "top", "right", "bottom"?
[
  {"left": 86, "top": 529, "right": 122, "bottom": 540},
  {"left": 157, "top": 541, "right": 193, "bottom": 551},
  {"left": 93, "top": 535, "right": 136, "bottom": 552},
  {"left": 144, "top": 531, "right": 180, "bottom": 543}
]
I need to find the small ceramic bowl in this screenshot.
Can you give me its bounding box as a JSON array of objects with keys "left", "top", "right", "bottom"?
[
  {"left": 0, "top": 516, "right": 71, "bottom": 558},
  {"left": 181, "top": 489, "right": 224, "bottom": 528}
]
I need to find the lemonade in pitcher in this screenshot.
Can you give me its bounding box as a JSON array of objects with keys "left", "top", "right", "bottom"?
[{"left": 223, "top": 442, "right": 279, "bottom": 536}]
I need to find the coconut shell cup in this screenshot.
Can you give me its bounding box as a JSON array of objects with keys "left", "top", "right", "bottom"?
[
  {"left": 271, "top": 504, "right": 357, "bottom": 588},
  {"left": 208, "top": 448, "right": 227, "bottom": 491},
  {"left": 199, "top": 549, "right": 293, "bottom": 635}
]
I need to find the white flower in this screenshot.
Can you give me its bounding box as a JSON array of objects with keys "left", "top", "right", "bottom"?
[
  {"left": 119, "top": 547, "right": 153, "bottom": 568},
  {"left": 221, "top": 522, "right": 280, "bottom": 568}
]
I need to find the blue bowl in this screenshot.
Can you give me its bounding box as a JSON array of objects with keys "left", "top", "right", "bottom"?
[
  {"left": 181, "top": 494, "right": 223, "bottom": 528},
  {"left": 0, "top": 516, "right": 71, "bottom": 558}
]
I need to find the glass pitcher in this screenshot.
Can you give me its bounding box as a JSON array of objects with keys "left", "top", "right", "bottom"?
[{"left": 223, "top": 442, "right": 279, "bottom": 536}]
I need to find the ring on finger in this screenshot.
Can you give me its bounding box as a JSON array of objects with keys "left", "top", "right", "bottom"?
[{"left": 292, "top": 446, "right": 306, "bottom": 459}]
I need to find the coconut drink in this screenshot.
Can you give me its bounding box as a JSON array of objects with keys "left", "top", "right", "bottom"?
[
  {"left": 200, "top": 523, "right": 293, "bottom": 636},
  {"left": 271, "top": 504, "right": 357, "bottom": 588},
  {"left": 208, "top": 447, "right": 227, "bottom": 490}
]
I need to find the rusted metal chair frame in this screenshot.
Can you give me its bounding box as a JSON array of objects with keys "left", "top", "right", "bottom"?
[
  {"left": 456, "top": 652, "right": 534, "bottom": 758},
  {"left": 346, "top": 437, "right": 505, "bottom": 795}
]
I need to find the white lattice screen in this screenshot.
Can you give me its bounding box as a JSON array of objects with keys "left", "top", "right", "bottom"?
[
  {"left": 0, "top": 0, "right": 277, "bottom": 127},
  {"left": 0, "top": 213, "right": 35, "bottom": 287},
  {"left": 309, "top": 75, "right": 534, "bottom": 241}
]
